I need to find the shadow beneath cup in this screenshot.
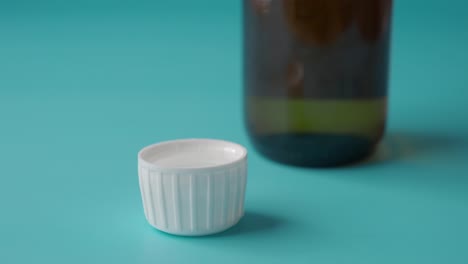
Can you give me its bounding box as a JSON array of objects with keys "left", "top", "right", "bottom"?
[
  {"left": 208, "top": 211, "right": 286, "bottom": 238},
  {"left": 148, "top": 211, "right": 286, "bottom": 239}
]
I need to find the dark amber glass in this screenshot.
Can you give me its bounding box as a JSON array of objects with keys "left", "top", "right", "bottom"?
[{"left": 243, "top": 0, "right": 392, "bottom": 167}]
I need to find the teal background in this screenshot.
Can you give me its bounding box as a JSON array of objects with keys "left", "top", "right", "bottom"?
[{"left": 1, "top": 0, "right": 468, "bottom": 263}]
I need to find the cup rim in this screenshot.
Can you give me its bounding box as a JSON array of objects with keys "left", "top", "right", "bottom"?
[{"left": 138, "top": 138, "right": 248, "bottom": 172}]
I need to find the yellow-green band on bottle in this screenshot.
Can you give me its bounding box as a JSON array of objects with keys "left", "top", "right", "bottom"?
[{"left": 247, "top": 96, "right": 387, "bottom": 139}]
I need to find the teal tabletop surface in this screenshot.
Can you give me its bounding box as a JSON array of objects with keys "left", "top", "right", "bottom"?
[{"left": 1, "top": 0, "right": 468, "bottom": 263}]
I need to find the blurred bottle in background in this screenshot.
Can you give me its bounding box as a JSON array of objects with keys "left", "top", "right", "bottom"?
[{"left": 244, "top": 0, "right": 392, "bottom": 167}]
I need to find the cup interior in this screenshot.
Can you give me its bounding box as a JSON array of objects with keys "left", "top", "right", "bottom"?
[{"left": 139, "top": 139, "right": 247, "bottom": 169}]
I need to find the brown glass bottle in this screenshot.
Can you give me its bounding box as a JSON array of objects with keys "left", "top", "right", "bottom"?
[{"left": 244, "top": 0, "right": 392, "bottom": 167}]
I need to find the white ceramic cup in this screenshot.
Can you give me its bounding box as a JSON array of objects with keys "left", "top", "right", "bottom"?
[{"left": 138, "top": 139, "right": 248, "bottom": 236}]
